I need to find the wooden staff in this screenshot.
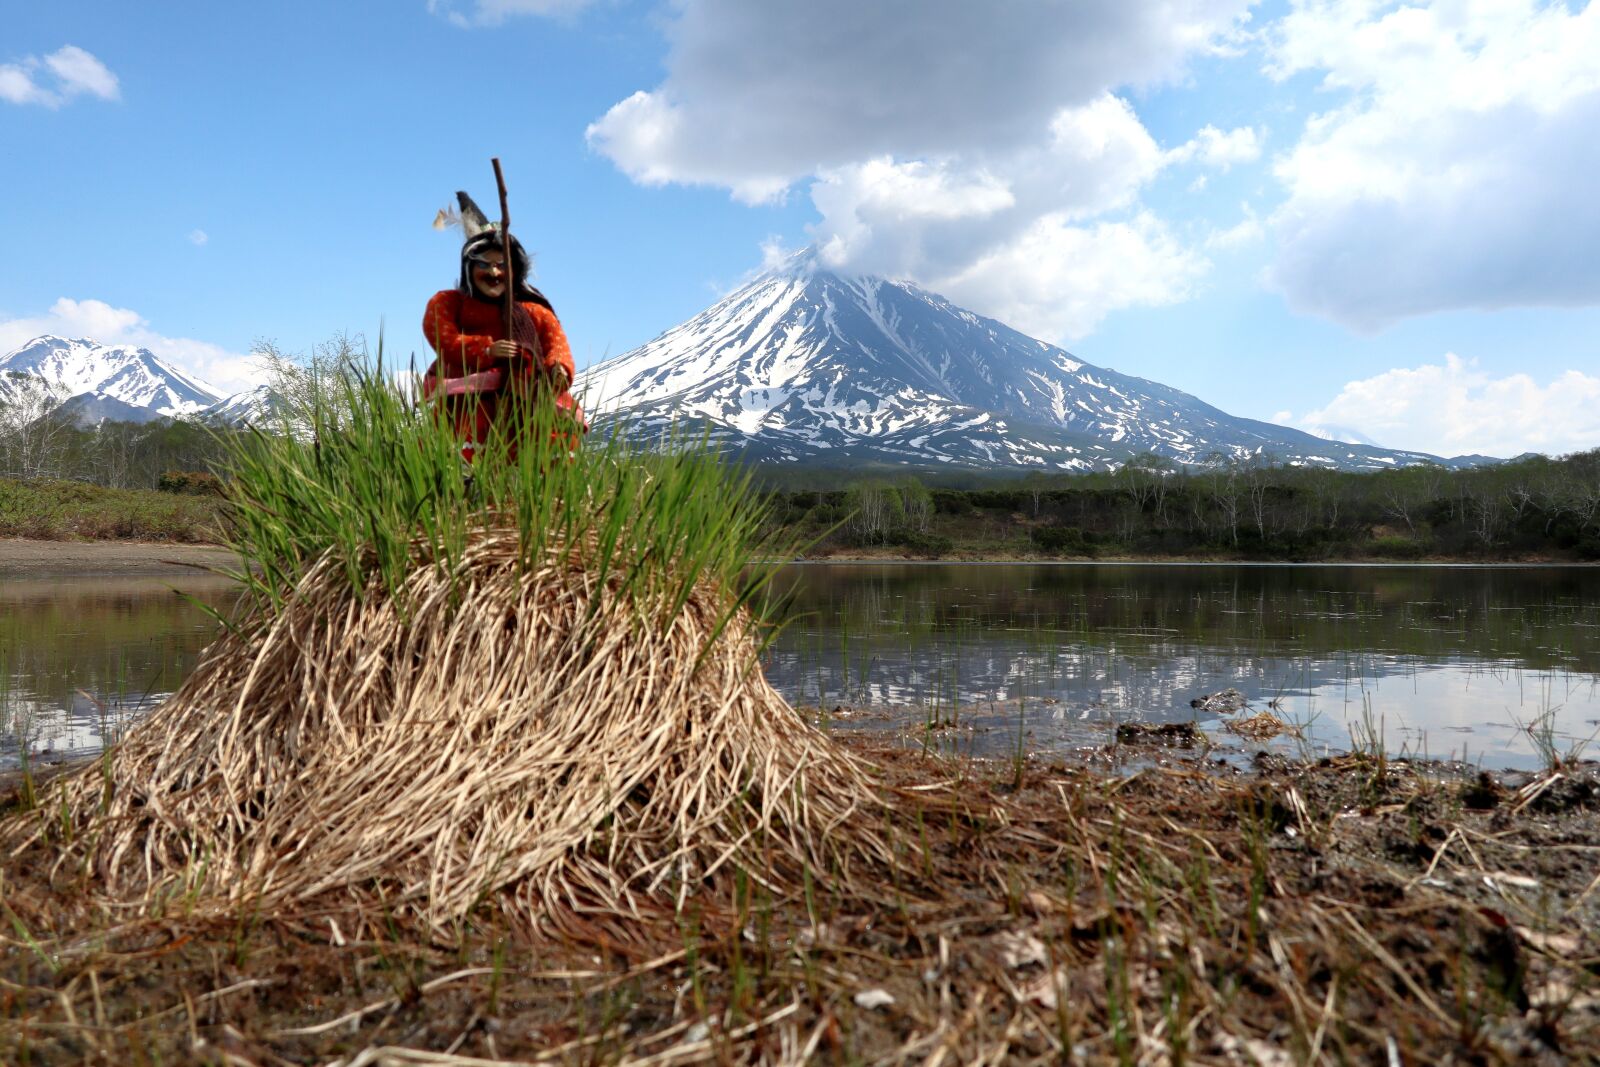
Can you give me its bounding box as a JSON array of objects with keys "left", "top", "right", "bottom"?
[{"left": 491, "top": 157, "right": 514, "bottom": 343}]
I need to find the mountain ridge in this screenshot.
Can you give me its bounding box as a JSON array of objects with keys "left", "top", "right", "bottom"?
[
  {"left": 0, "top": 335, "right": 266, "bottom": 428},
  {"left": 579, "top": 251, "right": 1495, "bottom": 473}
]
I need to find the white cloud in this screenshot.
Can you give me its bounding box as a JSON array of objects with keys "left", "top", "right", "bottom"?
[
  {"left": 426, "top": 0, "right": 592, "bottom": 27},
  {"left": 759, "top": 237, "right": 797, "bottom": 272},
  {"left": 1167, "top": 124, "right": 1262, "bottom": 169},
  {"left": 1206, "top": 203, "right": 1265, "bottom": 249},
  {"left": 588, "top": 0, "right": 1253, "bottom": 195},
  {"left": 1297, "top": 353, "right": 1600, "bottom": 458},
  {"left": 0, "top": 298, "right": 261, "bottom": 395},
  {"left": 0, "top": 65, "right": 47, "bottom": 106},
  {"left": 1266, "top": 0, "right": 1600, "bottom": 328},
  {"left": 803, "top": 95, "right": 1193, "bottom": 339},
  {"left": 930, "top": 212, "right": 1209, "bottom": 341},
  {"left": 45, "top": 45, "right": 119, "bottom": 99},
  {"left": 584, "top": 0, "right": 1256, "bottom": 343},
  {"left": 0, "top": 45, "right": 119, "bottom": 108},
  {"left": 187, "top": 229, "right": 209, "bottom": 246},
  {"left": 808, "top": 158, "right": 1020, "bottom": 272}
]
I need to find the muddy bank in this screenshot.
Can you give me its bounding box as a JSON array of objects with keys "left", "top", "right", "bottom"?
[
  {"left": 3, "top": 739, "right": 1596, "bottom": 1064},
  {"left": 0, "top": 537, "right": 238, "bottom": 577}
]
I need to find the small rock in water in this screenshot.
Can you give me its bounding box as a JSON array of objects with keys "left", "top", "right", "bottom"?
[
  {"left": 1116, "top": 721, "right": 1203, "bottom": 746},
  {"left": 1189, "top": 687, "right": 1248, "bottom": 714}
]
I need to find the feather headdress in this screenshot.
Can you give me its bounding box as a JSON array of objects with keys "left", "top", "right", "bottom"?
[{"left": 432, "top": 191, "right": 497, "bottom": 238}]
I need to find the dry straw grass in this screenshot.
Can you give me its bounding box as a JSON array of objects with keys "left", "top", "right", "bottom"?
[{"left": 1, "top": 352, "right": 891, "bottom": 941}]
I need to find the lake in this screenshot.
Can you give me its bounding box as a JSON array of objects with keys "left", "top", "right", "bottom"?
[{"left": 4, "top": 563, "right": 1598, "bottom": 772}]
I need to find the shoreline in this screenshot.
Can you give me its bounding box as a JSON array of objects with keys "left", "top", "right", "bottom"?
[
  {"left": 0, "top": 536, "right": 239, "bottom": 577},
  {"left": 790, "top": 552, "right": 1594, "bottom": 566},
  {"left": 1, "top": 536, "right": 1589, "bottom": 573}
]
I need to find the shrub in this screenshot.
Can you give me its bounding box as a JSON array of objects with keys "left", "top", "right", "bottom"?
[
  {"left": 1366, "top": 535, "right": 1428, "bottom": 559},
  {"left": 897, "top": 530, "right": 954, "bottom": 557},
  {"left": 969, "top": 489, "right": 1026, "bottom": 511},
  {"left": 158, "top": 470, "right": 226, "bottom": 495},
  {"left": 1030, "top": 524, "right": 1097, "bottom": 556}
]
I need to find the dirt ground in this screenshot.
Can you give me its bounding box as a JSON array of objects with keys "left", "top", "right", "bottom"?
[
  {"left": 3, "top": 737, "right": 1596, "bottom": 1065},
  {"left": 0, "top": 537, "right": 238, "bottom": 577}
]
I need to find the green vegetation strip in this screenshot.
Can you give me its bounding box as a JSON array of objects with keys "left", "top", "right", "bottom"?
[
  {"left": 0, "top": 477, "right": 223, "bottom": 542},
  {"left": 763, "top": 450, "right": 1600, "bottom": 561}
]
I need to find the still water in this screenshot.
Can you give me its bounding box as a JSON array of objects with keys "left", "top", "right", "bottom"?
[
  {"left": 763, "top": 563, "right": 1600, "bottom": 770},
  {"left": 0, "top": 575, "right": 241, "bottom": 770},
  {"left": 3, "top": 564, "right": 1598, "bottom": 772}
]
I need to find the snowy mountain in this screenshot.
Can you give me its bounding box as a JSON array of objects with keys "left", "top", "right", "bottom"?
[
  {"left": 580, "top": 250, "right": 1491, "bottom": 473},
  {"left": 0, "top": 335, "right": 274, "bottom": 428},
  {"left": 196, "top": 384, "right": 283, "bottom": 426},
  {"left": 52, "top": 392, "right": 159, "bottom": 428},
  {"left": 0, "top": 335, "right": 223, "bottom": 421}
]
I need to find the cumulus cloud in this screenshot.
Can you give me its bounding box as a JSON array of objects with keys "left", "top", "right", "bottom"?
[
  {"left": 1266, "top": 0, "right": 1600, "bottom": 328},
  {"left": 929, "top": 212, "right": 1209, "bottom": 340},
  {"left": 1206, "top": 203, "right": 1265, "bottom": 250},
  {"left": 587, "top": 1, "right": 1252, "bottom": 341},
  {"left": 1167, "top": 124, "right": 1262, "bottom": 169},
  {"left": 0, "top": 298, "right": 261, "bottom": 395},
  {"left": 588, "top": 0, "right": 1253, "bottom": 195},
  {"left": 801, "top": 95, "right": 1206, "bottom": 339},
  {"left": 0, "top": 45, "right": 119, "bottom": 107},
  {"left": 426, "top": 0, "right": 592, "bottom": 27},
  {"left": 187, "top": 229, "right": 209, "bottom": 246},
  {"left": 759, "top": 237, "right": 798, "bottom": 273},
  {"left": 1296, "top": 354, "right": 1600, "bottom": 459}
]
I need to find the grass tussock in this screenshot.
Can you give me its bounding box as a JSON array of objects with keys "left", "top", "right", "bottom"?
[{"left": 1, "top": 355, "right": 891, "bottom": 941}]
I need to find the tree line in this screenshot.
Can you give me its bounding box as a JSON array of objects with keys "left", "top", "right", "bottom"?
[
  {"left": 0, "top": 373, "right": 233, "bottom": 491},
  {"left": 761, "top": 450, "right": 1600, "bottom": 559}
]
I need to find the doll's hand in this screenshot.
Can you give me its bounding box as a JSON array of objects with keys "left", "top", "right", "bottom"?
[{"left": 490, "top": 340, "right": 520, "bottom": 362}]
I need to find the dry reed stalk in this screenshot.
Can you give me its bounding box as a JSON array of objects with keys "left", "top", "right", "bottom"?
[{"left": 5, "top": 522, "right": 891, "bottom": 942}]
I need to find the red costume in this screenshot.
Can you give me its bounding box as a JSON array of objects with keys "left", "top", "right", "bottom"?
[{"left": 421, "top": 233, "right": 584, "bottom": 458}]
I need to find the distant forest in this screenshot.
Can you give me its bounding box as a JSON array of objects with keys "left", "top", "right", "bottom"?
[
  {"left": 0, "top": 413, "right": 233, "bottom": 492},
  {"left": 758, "top": 451, "right": 1600, "bottom": 561}
]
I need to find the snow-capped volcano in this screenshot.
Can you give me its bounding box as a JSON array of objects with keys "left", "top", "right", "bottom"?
[
  {"left": 0, "top": 335, "right": 273, "bottom": 427},
  {"left": 580, "top": 250, "right": 1485, "bottom": 472}
]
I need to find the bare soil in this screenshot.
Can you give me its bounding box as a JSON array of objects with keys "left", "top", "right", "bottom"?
[{"left": 0, "top": 537, "right": 237, "bottom": 577}]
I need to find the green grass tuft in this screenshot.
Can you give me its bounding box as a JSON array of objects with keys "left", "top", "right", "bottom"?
[{"left": 218, "top": 341, "right": 788, "bottom": 650}]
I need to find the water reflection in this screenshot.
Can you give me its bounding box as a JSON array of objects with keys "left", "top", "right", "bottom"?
[
  {"left": 0, "top": 576, "right": 238, "bottom": 768},
  {"left": 4, "top": 563, "right": 1597, "bottom": 773},
  {"left": 764, "top": 563, "right": 1600, "bottom": 770}
]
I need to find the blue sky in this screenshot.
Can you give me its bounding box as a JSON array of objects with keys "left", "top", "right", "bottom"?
[{"left": 3, "top": 0, "right": 1597, "bottom": 459}]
